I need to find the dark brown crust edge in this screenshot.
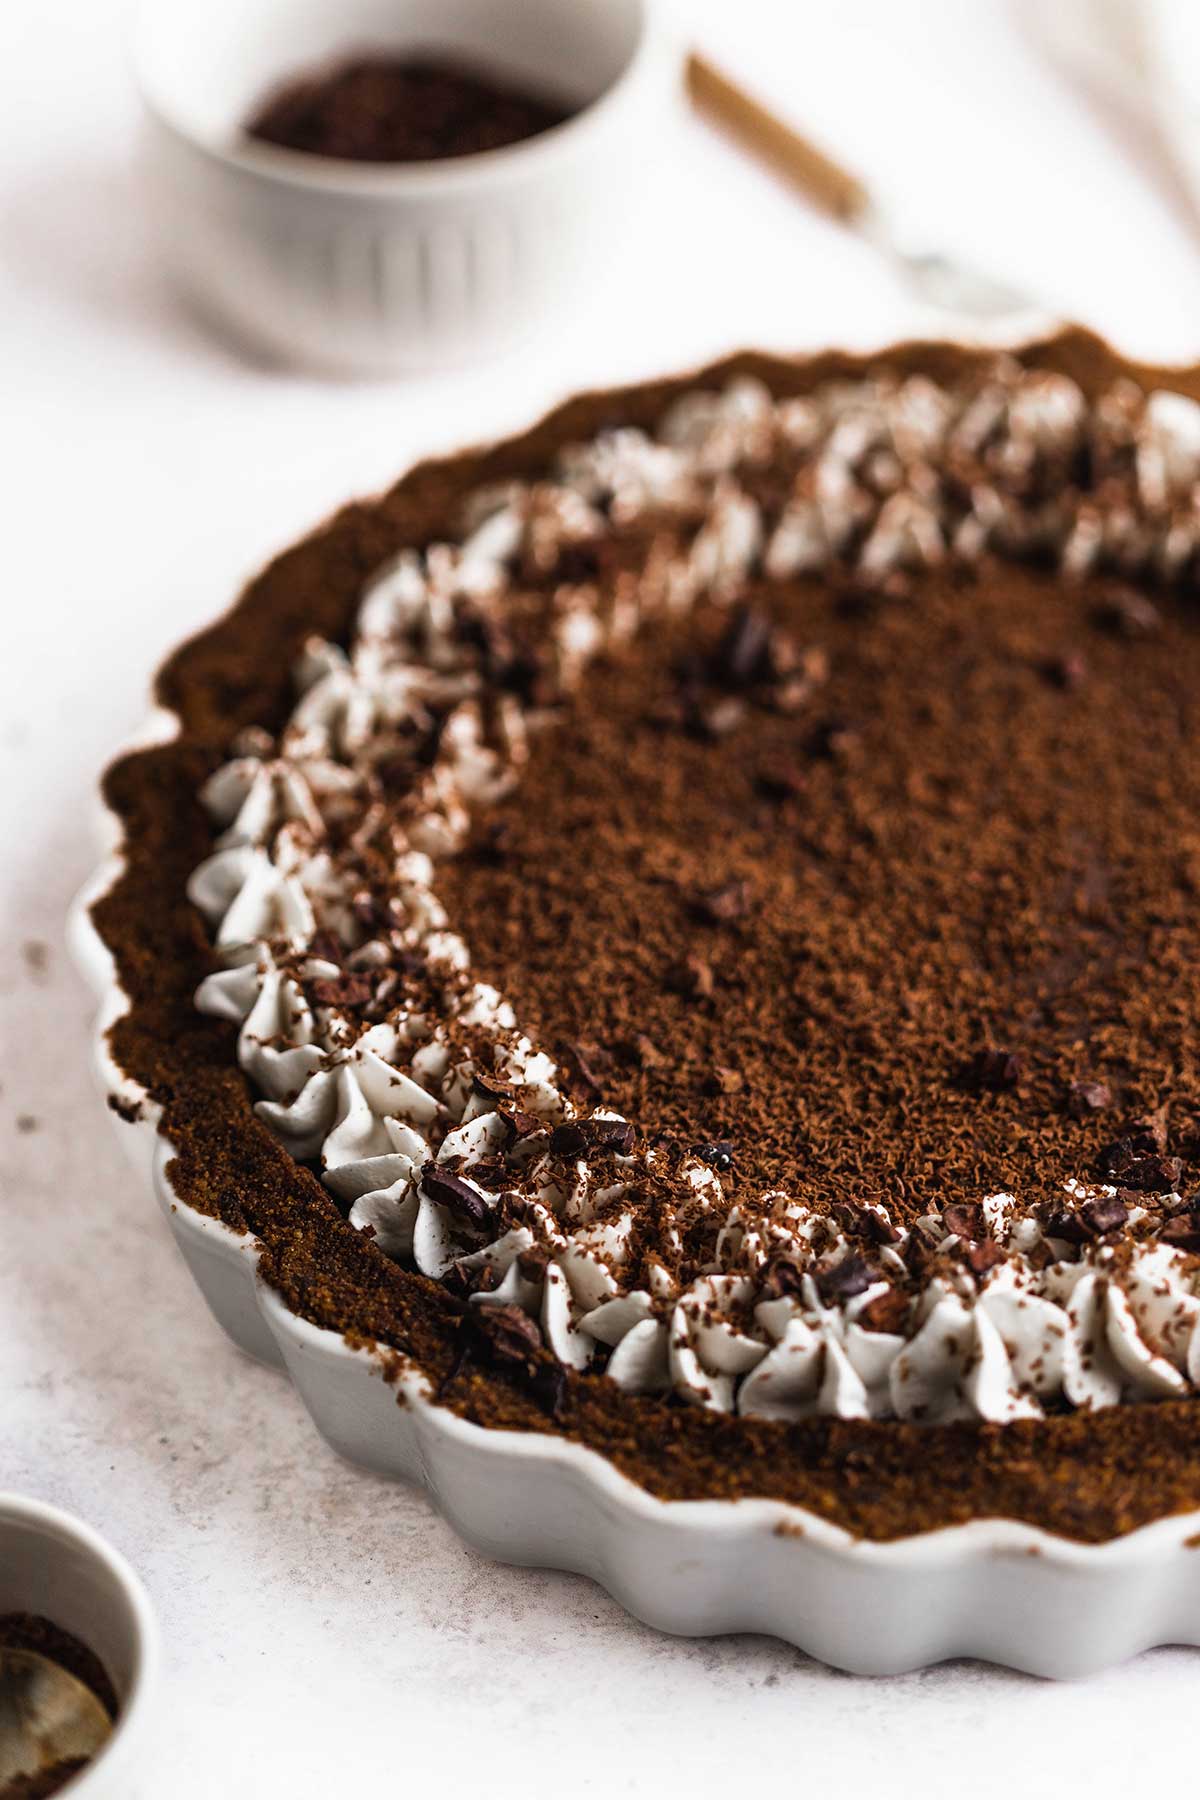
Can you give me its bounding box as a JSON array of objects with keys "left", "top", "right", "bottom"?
[{"left": 92, "top": 327, "right": 1200, "bottom": 1544}]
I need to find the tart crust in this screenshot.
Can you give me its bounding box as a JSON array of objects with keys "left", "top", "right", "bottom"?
[{"left": 93, "top": 327, "right": 1200, "bottom": 1543}]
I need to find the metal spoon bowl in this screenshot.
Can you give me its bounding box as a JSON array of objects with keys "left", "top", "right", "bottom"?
[{"left": 0, "top": 1647, "right": 112, "bottom": 1787}]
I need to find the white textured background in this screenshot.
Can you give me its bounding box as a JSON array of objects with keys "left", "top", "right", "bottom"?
[{"left": 6, "top": 1, "right": 1200, "bottom": 1793}]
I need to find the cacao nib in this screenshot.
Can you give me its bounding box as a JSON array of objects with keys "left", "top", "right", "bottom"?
[
  {"left": 834, "top": 1201, "right": 900, "bottom": 1245},
  {"left": 421, "top": 1166, "right": 489, "bottom": 1227},
  {"left": 1130, "top": 1105, "right": 1170, "bottom": 1155},
  {"left": 549, "top": 1121, "right": 589, "bottom": 1159},
  {"left": 472, "top": 1070, "right": 515, "bottom": 1104}
]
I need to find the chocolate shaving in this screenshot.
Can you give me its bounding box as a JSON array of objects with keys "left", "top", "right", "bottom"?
[
  {"left": 1093, "top": 586, "right": 1162, "bottom": 639},
  {"left": 754, "top": 758, "right": 807, "bottom": 800},
  {"left": 697, "top": 1140, "right": 735, "bottom": 1171},
  {"left": 506, "top": 1109, "right": 546, "bottom": 1142},
  {"left": 1043, "top": 651, "right": 1088, "bottom": 691},
  {"left": 670, "top": 953, "right": 714, "bottom": 999},
  {"left": 758, "top": 1256, "right": 805, "bottom": 1301},
  {"left": 549, "top": 1121, "right": 589, "bottom": 1159},
  {"left": 1080, "top": 1194, "right": 1130, "bottom": 1235},
  {"left": 859, "top": 1288, "right": 910, "bottom": 1334},
  {"left": 309, "top": 971, "right": 375, "bottom": 1009},
  {"left": 964, "top": 1239, "right": 1007, "bottom": 1276},
  {"left": 1046, "top": 1195, "right": 1129, "bottom": 1242},
  {"left": 1161, "top": 1209, "right": 1200, "bottom": 1253},
  {"left": 942, "top": 1202, "right": 987, "bottom": 1241},
  {"left": 806, "top": 718, "right": 859, "bottom": 761},
  {"left": 689, "top": 696, "right": 748, "bottom": 741},
  {"left": 1098, "top": 1138, "right": 1182, "bottom": 1193},
  {"left": 834, "top": 1201, "right": 900, "bottom": 1245},
  {"left": 1067, "top": 1078, "right": 1113, "bottom": 1118},
  {"left": 715, "top": 605, "right": 775, "bottom": 687},
  {"left": 817, "top": 1255, "right": 877, "bottom": 1304},
  {"left": 586, "top": 1117, "right": 636, "bottom": 1156},
  {"left": 529, "top": 1358, "right": 570, "bottom": 1420},
  {"left": 558, "top": 1040, "right": 604, "bottom": 1101},
  {"left": 694, "top": 879, "right": 753, "bottom": 924}
]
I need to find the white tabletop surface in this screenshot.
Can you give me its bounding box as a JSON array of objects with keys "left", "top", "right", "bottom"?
[{"left": 7, "top": 1, "right": 1200, "bottom": 1792}]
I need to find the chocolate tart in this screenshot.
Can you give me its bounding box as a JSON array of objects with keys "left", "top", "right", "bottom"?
[{"left": 78, "top": 332, "right": 1200, "bottom": 1663}]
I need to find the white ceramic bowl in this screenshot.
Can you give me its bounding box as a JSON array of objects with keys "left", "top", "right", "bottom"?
[
  {"left": 70, "top": 780, "right": 1200, "bottom": 1678},
  {"left": 0, "top": 1494, "right": 158, "bottom": 1798},
  {"left": 133, "top": 0, "right": 676, "bottom": 374}
]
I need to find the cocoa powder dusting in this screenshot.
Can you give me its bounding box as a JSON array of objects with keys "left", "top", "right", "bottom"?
[
  {"left": 94, "top": 330, "right": 1200, "bottom": 1543},
  {"left": 440, "top": 560, "right": 1200, "bottom": 1223}
]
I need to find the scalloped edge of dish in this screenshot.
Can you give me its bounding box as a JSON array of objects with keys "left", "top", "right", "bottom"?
[{"left": 70, "top": 764, "right": 1200, "bottom": 1678}]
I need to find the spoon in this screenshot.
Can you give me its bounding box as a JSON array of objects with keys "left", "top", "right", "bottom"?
[
  {"left": 687, "top": 51, "right": 1040, "bottom": 322},
  {"left": 0, "top": 1648, "right": 111, "bottom": 1787}
]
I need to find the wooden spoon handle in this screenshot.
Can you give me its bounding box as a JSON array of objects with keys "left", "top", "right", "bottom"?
[{"left": 685, "top": 51, "right": 869, "bottom": 224}]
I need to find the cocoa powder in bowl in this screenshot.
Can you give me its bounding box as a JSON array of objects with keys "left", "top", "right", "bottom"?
[{"left": 245, "top": 55, "right": 572, "bottom": 164}]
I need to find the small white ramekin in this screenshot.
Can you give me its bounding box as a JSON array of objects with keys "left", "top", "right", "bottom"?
[
  {"left": 0, "top": 1494, "right": 158, "bottom": 1798},
  {"left": 133, "top": 0, "right": 677, "bottom": 374}
]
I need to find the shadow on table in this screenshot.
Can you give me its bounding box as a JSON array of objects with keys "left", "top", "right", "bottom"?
[{"left": 2, "top": 155, "right": 277, "bottom": 375}]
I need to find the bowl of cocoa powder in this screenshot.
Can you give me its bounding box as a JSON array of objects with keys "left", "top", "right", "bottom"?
[{"left": 134, "top": 0, "right": 676, "bottom": 374}]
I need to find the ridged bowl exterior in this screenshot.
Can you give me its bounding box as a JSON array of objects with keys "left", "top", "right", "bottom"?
[{"left": 134, "top": 0, "right": 674, "bottom": 374}]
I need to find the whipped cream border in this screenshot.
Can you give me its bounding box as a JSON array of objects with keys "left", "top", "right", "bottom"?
[{"left": 187, "top": 360, "right": 1200, "bottom": 1426}]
